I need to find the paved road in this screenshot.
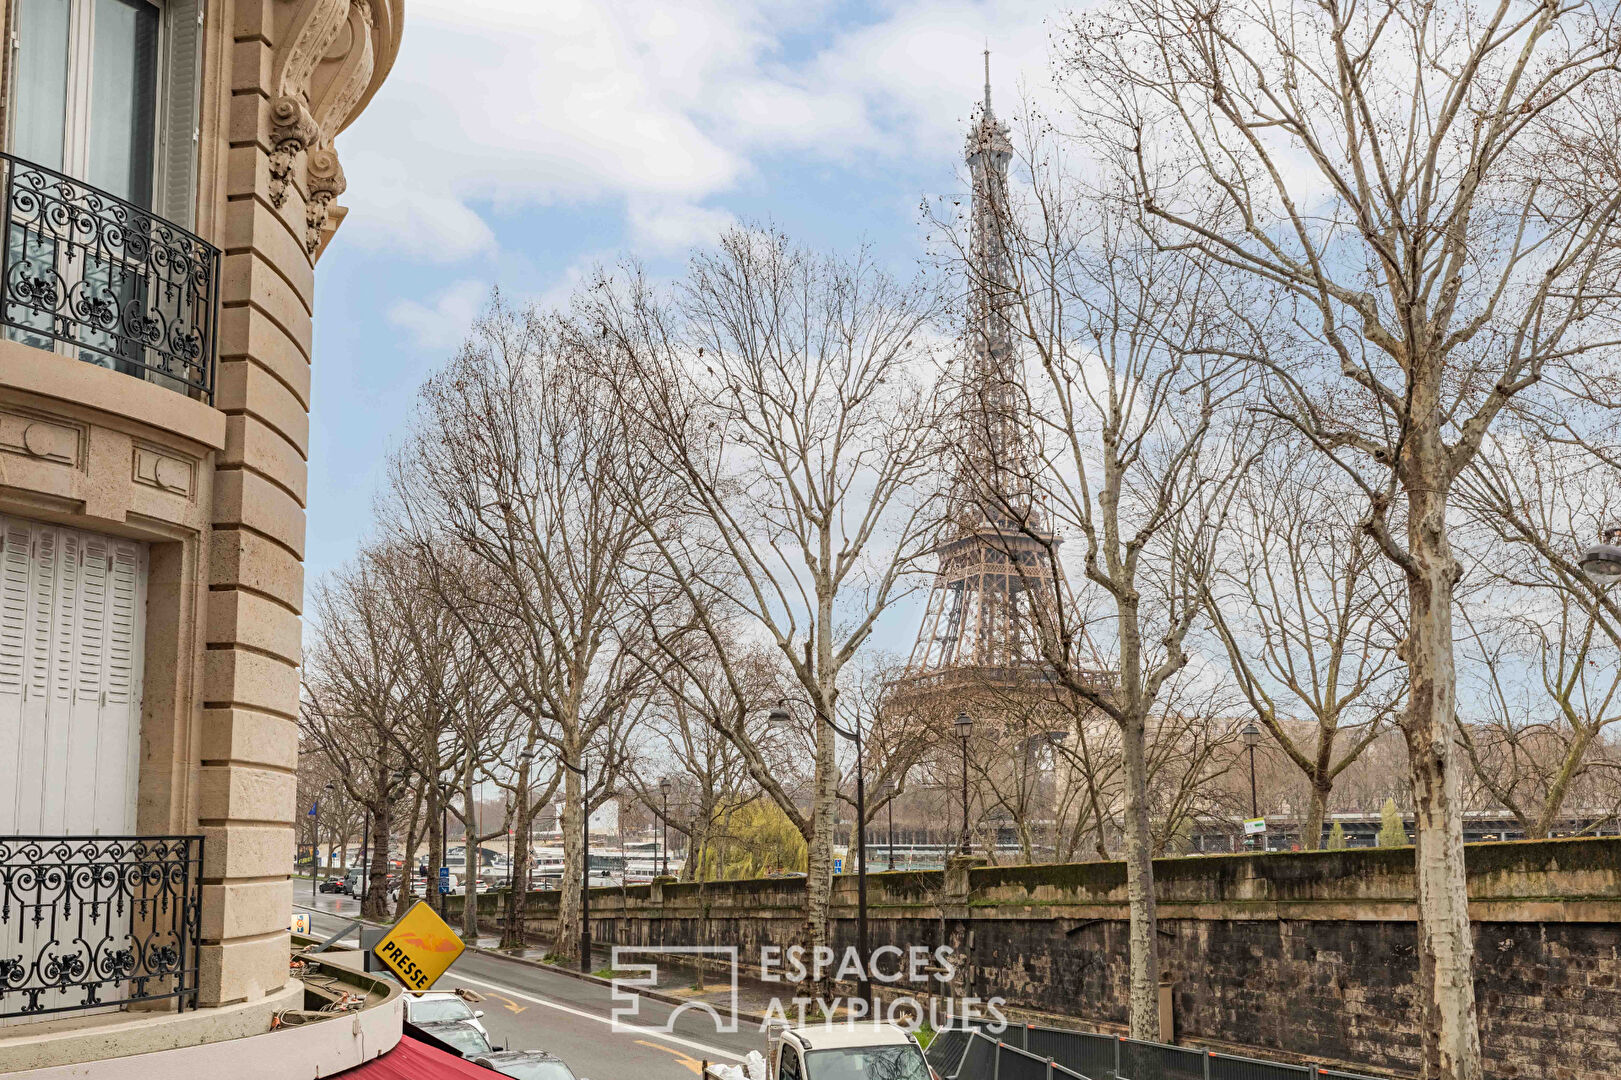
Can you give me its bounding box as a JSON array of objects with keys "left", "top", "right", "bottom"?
[{"left": 294, "top": 894, "right": 760, "bottom": 1080}]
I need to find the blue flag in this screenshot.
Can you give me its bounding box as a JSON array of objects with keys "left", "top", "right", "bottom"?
[{"left": 308, "top": 800, "right": 318, "bottom": 817}]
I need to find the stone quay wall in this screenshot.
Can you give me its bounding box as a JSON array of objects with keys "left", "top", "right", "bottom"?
[{"left": 449, "top": 837, "right": 1621, "bottom": 1079}]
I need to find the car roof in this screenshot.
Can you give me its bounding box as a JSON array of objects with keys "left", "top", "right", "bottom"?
[{"left": 789, "top": 1022, "right": 917, "bottom": 1049}]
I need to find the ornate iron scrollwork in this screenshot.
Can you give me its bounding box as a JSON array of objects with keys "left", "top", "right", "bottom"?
[
  {"left": 0, "top": 154, "right": 219, "bottom": 403},
  {"left": 0, "top": 835, "right": 202, "bottom": 1019}
]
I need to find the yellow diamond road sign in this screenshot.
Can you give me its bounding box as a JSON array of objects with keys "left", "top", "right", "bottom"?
[{"left": 372, "top": 900, "right": 465, "bottom": 992}]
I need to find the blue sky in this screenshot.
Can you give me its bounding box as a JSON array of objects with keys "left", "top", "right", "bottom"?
[{"left": 304, "top": 0, "right": 1063, "bottom": 595}]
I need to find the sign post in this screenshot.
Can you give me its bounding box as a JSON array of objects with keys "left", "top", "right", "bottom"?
[{"left": 372, "top": 900, "right": 465, "bottom": 992}]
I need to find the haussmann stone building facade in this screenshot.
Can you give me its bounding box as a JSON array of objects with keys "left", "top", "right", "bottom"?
[{"left": 0, "top": 0, "right": 403, "bottom": 1073}]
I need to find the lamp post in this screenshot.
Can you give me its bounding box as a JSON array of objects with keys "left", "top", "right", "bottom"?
[
  {"left": 438, "top": 779, "right": 453, "bottom": 915},
  {"left": 955, "top": 711, "right": 973, "bottom": 855},
  {"left": 882, "top": 778, "right": 896, "bottom": 871},
  {"left": 1241, "top": 721, "right": 1261, "bottom": 850},
  {"left": 313, "top": 781, "right": 333, "bottom": 901},
  {"left": 658, "top": 777, "right": 673, "bottom": 878},
  {"left": 771, "top": 699, "right": 872, "bottom": 1006}
]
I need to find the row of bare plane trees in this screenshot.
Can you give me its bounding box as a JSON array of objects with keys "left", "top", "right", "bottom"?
[{"left": 296, "top": 3, "right": 1621, "bottom": 1076}]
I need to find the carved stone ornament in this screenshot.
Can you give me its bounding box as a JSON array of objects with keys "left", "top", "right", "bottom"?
[{"left": 267, "top": 0, "right": 389, "bottom": 254}]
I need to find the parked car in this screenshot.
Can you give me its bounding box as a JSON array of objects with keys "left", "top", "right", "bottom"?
[
  {"left": 403, "top": 989, "right": 488, "bottom": 1039},
  {"left": 472, "top": 1049, "right": 583, "bottom": 1079},
  {"left": 413, "top": 1019, "right": 500, "bottom": 1059}
]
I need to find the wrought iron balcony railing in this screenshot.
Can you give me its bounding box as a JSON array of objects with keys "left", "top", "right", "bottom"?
[
  {"left": 0, "top": 835, "right": 202, "bottom": 1019},
  {"left": 1, "top": 153, "right": 219, "bottom": 403}
]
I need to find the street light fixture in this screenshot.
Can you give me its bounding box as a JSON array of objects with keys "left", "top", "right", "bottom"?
[
  {"left": 769, "top": 698, "right": 874, "bottom": 1006},
  {"left": 1241, "top": 721, "right": 1262, "bottom": 850},
  {"left": 955, "top": 711, "right": 973, "bottom": 855},
  {"left": 658, "top": 777, "right": 673, "bottom": 878},
  {"left": 1579, "top": 523, "right": 1621, "bottom": 585}
]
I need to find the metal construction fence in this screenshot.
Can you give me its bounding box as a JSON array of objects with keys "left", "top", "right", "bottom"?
[{"left": 926, "top": 1023, "right": 1389, "bottom": 1080}]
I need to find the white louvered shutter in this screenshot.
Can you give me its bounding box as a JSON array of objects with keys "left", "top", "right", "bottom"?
[
  {"left": 0, "top": 516, "right": 145, "bottom": 836},
  {"left": 159, "top": 0, "right": 205, "bottom": 230},
  {"left": 0, "top": 523, "right": 32, "bottom": 833}
]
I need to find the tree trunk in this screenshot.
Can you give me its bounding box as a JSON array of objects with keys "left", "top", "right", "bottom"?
[
  {"left": 800, "top": 711, "right": 838, "bottom": 997},
  {"left": 504, "top": 766, "right": 530, "bottom": 949},
  {"left": 1404, "top": 486, "right": 1482, "bottom": 1080},
  {"left": 364, "top": 796, "right": 392, "bottom": 921},
  {"left": 396, "top": 786, "right": 425, "bottom": 919},
  {"left": 1119, "top": 715, "right": 1161, "bottom": 1039},
  {"left": 557, "top": 764, "right": 583, "bottom": 964},
  {"left": 461, "top": 757, "right": 480, "bottom": 942},
  {"left": 1303, "top": 782, "right": 1330, "bottom": 852}
]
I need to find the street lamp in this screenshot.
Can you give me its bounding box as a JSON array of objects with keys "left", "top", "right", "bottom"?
[
  {"left": 658, "top": 777, "right": 673, "bottom": 878},
  {"left": 879, "top": 777, "right": 896, "bottom": 871},
  {"left": 438, "top": 780, "right": 450, "bottom": 913},
  {"left": 313, "top": 782, "right": 334, "bottom": 900},
  {"left": 1241, "top": 721, "right": 1262, "bottom": 850},
  {"left": 1579, "top": 523, "right": 1621, "bottom": 585},
  {"left": 955, "top": 711, "right": 973, "bottom": 855},
  {"left": 771, "top": 699, "right": 873, "bottom": 1006}
]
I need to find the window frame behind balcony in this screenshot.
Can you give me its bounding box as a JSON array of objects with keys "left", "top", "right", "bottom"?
[{"left": 3, "top": 0, "right": 204, "bottom": 228}]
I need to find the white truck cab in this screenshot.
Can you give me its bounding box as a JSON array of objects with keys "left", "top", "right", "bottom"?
[{"left": 764, "top": 1021, "right": 937, "bottom": 1080}]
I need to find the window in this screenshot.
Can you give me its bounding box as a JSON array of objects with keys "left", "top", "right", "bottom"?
[
  {"left": 406, "top": 997, "right": 476, "bottom": 1024},
  {"left": 804, "top": 1045, "right": 933, "bottom": 1080},
  {"left": 8, "top": 0, "right": 203, "bottom": 225},
  {"left": 12, "top": 0, "right": 161, "bottom": 208},
  {"left": 779, "top": 1046, "right": 803, "bottom": 1080}
]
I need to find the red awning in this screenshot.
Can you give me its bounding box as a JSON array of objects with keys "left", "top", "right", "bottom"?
[{"left": 339, "top": 1034, "right": 495, "bottom": 1078}]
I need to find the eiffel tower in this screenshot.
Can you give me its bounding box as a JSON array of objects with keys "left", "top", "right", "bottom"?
[{"left": 901, "top": 55, "right": 1070, "bottom": 694}]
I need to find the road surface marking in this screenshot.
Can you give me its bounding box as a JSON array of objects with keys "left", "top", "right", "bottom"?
[
  {"left": 447, "top": 972, "right": 744, "bottom": 1062},
  {"left": 637, "top": 1039, "right": 705, "bottom": 1074},
  {"left": 487, "top": 991, "right": 528, "bottom": 1014}
]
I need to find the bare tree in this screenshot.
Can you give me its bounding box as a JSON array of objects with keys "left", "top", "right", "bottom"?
[
  {"left": 1205, "top": 446, "right": 1406, "bottom": 847},
  {"left": 1060, "top": 1, "right": 1621, "bottom": 1071},
  {"left": 1458, "top": 431, "right": 1621, "bottom": 836},
  {"left": 302, "top": 552, "right": 416, "bottom": 920},
  {"left": 387, "top": 294, "right": 660, "bottom": 963},
  {"left": 585, "top": 227, "right": 944, "bottom": 986},
  {"left": 938, "top": 134, "right": 1257, "bottom": 1032}
]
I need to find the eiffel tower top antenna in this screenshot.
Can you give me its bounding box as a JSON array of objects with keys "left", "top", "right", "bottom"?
[{"left": 984, "top": 45, "right": 992, "bottom": 114}]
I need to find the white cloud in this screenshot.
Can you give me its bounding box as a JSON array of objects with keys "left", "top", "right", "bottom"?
[
  {"left": 387, "top": 279, "right": 489, "bottom": 351},
  {"left": 626, "top": 199, "right": 737, "bottom": 254},
  {"left": 335, "top": 0, "right": 1077, "bottom": 262}
]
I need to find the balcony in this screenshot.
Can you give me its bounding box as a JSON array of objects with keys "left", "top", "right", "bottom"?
[
  {"left": 0, "top": 153, "right": 220, "bottom": 404},
  {"left": 0, "top": 835, "right": 202, "bottom": 1021}
]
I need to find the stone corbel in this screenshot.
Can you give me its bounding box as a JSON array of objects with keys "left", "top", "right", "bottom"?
[
  {"left": 304, "top": 148, "right": 347, "bottom": 254},
  {"left": 267, "top": 96, "right": 319, "bottom": 210}
]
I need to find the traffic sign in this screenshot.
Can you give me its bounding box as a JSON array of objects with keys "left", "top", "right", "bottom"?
[
  {"left": 438, "top": 865, "right": 451, "bottom": 895},
  {"left": 372, "top": 900, "right": 465, "bottom": 992},
  {"left": 833, "top": 858, "right": 843, "bottom": 874},
  {"left": 1243, "top": 817, "right": 1266, "bottom": 835}
]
